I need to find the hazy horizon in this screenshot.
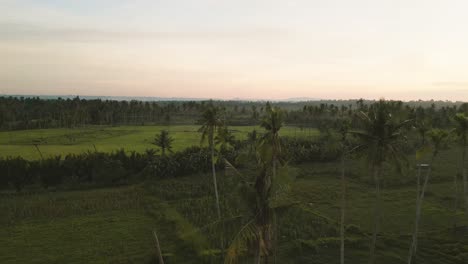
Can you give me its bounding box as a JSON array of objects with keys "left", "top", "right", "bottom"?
[{"left": 2, "top": 1, "right": 468, "bottom": 101}]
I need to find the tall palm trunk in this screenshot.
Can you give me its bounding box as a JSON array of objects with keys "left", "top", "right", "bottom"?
[
  {"left": 210, "top": 133, "right": 221, "bottom": 220},
  {"left": 462, "top": 145, "right": 467, "bottom": 216},
  {"left": 453, "top": 172, "right": 459, "bottom": 229},
  {"left": 255, "top": 239, "right": 262, "bottom": 264},
  {"left": 210, "top": 132, "right": 224, "bottom": 255},
  {"left": 153, "top": 230, "right": 165, "bottom": 264},
  {"left": 340, "top": 153, "right": 346, "bottom": 264},
  {"left": 369, "top": 165, "right": 381, "bottom": 264},
  {"left": 272, "top": 154, "right": 277, "bottom": 264},
  {"left": 255, "top": 167, "right": 272, "bottom": 264},
  {"left": 408, "top": 159, "right": 433, "bottom": 264},
  {"left": 265, "top": 140, "right": 278, "bottom": 264}
]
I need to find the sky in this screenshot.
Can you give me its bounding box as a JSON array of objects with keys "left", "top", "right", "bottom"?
[{"left": 1, "top": 0, "right": 468, "bottom": 101}]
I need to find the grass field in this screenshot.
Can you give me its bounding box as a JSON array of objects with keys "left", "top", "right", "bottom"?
[
  {"left": 1, "top": 125, "right": 466, "bottom": 263},
  {"left": 1, "top": 159, "right": 466, "bottom": 263},
  {"left": 0, "top": 125, "right": 319, "bottom": 160}
]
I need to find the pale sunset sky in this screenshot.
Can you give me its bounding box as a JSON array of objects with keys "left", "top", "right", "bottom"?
[{"left": 1, "top": 0, "right": 468, "bottom": 101}]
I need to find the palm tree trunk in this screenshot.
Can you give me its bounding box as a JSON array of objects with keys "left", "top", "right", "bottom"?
[
  {"left": 340, "top": 153, "right": 346, "bottom": 264},
  {"left": 408, "top": 160, "right": 432, "bottom": 264},
  {"left": 408, "top": 164, "right": 421, "bottom": 264},
  {"left": 210, "top": 134, "right": 224, "bottom": 256},
  {"left": 210, "top": 136, "right": 221, "bottom": 220},
  {"left": 462, "top": 145, "right": 467, "bottom": 216},
  {"left": 369, "top": 165, "right": 381, "bottom": 264},
  {"left": 271, "top": 146, "right": 277, "bottom": 264},
  {"left": 34, "top": 144, "right": 44, "bottom": 161},
  {"left": 453, "top": 171, "right": 459, "bottom": 229},
  {"left": 255, "top": 238, "right": 262, "bottom": 264},
  {"left": 153, "top": 230, "right": 165, "bottom": 264},
  {"left": 273, "top": 212, "right": 278, "bottom": 264}
]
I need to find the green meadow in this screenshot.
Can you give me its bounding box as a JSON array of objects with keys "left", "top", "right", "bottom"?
[{"left": 0, "top": 125, "right": 319, "bottom": 160}]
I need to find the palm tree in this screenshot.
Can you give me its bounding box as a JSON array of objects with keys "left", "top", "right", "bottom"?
[
  {"left": 256, "top": 103, "right": 284, "bottom": 264},
  {"left": 215, "top": 125, "right": 235, "bottom": 151},
  {"left": 152, "top": 130, "right": 174, "bottom": 156},
  {"left": 453, "top": 113, "right": 468, "bottom": 216},
  {"left": 224, "top": 105, "right": 289, "bottom": 264},
  {"left": 259, "top": 103, "right": 283, "bottom": 181},
  {"left": 247, "top": 129, "right": 258, "bottom": 155},
  {"left": 414, "top": 119, "right": 431, "bottom": 146},
  {"left": 350, "top": 100, "right": 411, "bottom": 264},
  {"left": 407, "top": 129, "right": 449, "bottom": 264},
  {"left": 198, "top": 104, "right": 224, "bottom": 220}
]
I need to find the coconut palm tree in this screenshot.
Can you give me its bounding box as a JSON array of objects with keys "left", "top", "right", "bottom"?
[
  {"left": 453, "top": 113, "right": 468, "bottom": 216},
  {"left": 215, "top": 125, "right": 236, "bottom": 151},
  {"left": 256, "top": 103, "right": 284, "bottom": 264},
  {"left": 407, "top": 129, "right": 449, "bottom": 264},
  {"left": 199, "top": 104, "right": 224, "bottom": 220},
  {"left": 414, "top": 119, "right": 431, "bottom": 146},
  {"left": 350, "top": 100, "right": 411, "bottom": 264},
  {"left": 224, "top": 106, "right": 291, "bottom": 264},
  {"left": 152, "top": 130, "right": 174, "bottom": 156},
  {"left": 259, "top": 103, "right": 284, "bottom": 180},
  {"left": 247, "top": 129, "right": 258, "bottom": 155},
  {"left": 225, "top": 103, "right": 285, "bottom": 264}
]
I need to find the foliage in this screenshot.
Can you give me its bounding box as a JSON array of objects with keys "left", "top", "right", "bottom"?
[{"left": 152, "top": 130, "right": 174, "bottom": 155}]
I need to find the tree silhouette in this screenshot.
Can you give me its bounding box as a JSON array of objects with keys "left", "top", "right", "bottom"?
[
  {"left": 152, "top": 130, "right": 174, "bottom": 156},
  {"left": 198, "top": 103, "right": 224, "bottom": 221}
]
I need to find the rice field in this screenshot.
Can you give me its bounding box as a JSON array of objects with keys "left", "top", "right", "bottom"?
[{"left": 0, "top": 125, "right": 319, "bottom": 160}]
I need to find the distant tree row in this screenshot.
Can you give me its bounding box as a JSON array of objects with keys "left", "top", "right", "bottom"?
[{"left": 1, "top": 96, "right": 467, "bottom": 130}]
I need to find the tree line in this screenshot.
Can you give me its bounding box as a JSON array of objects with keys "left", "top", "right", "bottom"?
[{"left": 1, "top": 96, "right": 466, "bottom": 130}]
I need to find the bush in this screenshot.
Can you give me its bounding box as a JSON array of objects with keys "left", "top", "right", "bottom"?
[{"left": 0, "top": 146, "right": 236, "bottom": 191}]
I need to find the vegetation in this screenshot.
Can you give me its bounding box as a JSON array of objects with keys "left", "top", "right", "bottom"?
[
  {"left": 152, "top": 130, "right": 174, "bottom": 155},
  {"left": 0, "top": 96, "right": 467, "bottom": 263}
]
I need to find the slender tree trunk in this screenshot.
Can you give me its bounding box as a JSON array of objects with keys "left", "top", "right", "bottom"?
[
  {"left": 210, "top": 135, "right": 221, "bottom": 220},
  {"left": 255, "top": 238, "right": 262, "bottom": 264},
  {"left": 453, "top": 171, "right": 459, "bottom": 229},
  {"left": 34, "top": 144, "right": 44, "bottom": 161},
  {"left": 369, "top": 165, "right": 381, "bottom": 264},
  {"left": 273, "top": 212, "right": 278, "bottom": 264},
  {"left": 153, "top": 230, "right": 165, "bottom": 264},
  {"left": 408, "top": 160, "right": 432, "bottom": 264},
  {"left": 340, "top": 153, "right": 346, "bottom": 264},
  {"left": 408, "top": 164, "right": 421, "bottom": 264},
  {"left": 270, "top": 143, "right": 278, "bottom": 264},
  {"left": 462, "top": 146, "right": 467, "bottom": 216},
  {"left": 210, "top": 133, "right": 223, "bottom": 255}
]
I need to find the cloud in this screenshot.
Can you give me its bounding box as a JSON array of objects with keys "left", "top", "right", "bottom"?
[{"left": 0, "top": 22, "right": 288, "bottom": 43}]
